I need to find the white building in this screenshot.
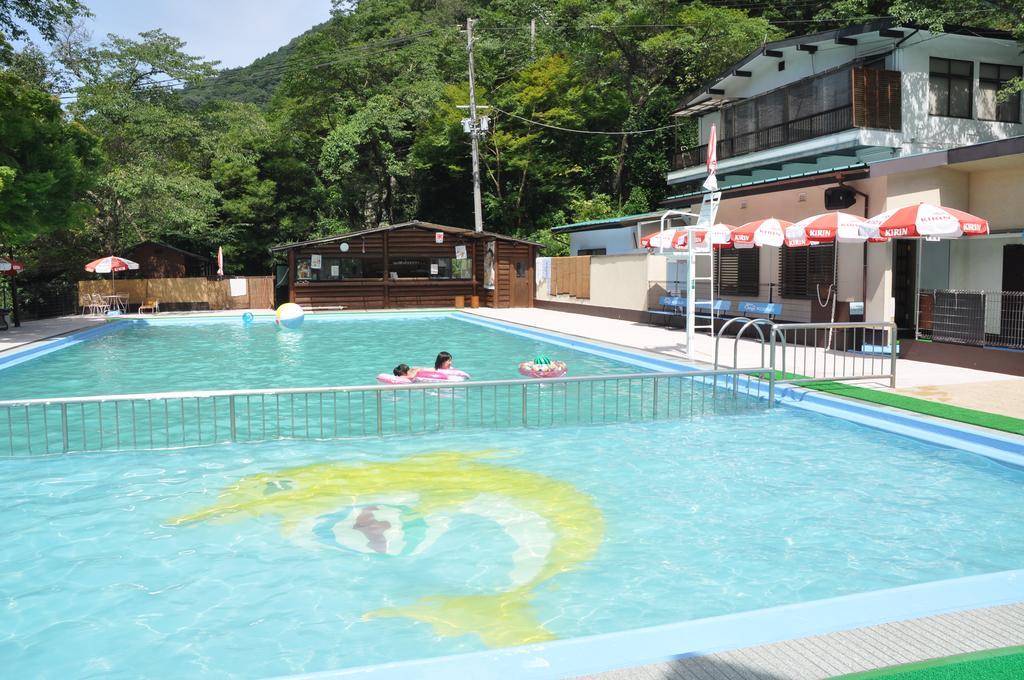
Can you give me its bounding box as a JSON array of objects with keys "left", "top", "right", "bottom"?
[{"left": 550, "top": 20, "right": 1024, "bottom": 368}]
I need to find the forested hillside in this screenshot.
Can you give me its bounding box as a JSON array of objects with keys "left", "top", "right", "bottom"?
[
  {"left": 180, "top": 25, "right": 324, "bottom": 108},
  {"left": 2, "top": 0, "right": 1022, "bottom": 311}
]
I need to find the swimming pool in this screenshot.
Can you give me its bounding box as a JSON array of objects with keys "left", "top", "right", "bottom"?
[
  {"left": 1, "top": 408, "right": 1023, "bottom": 679},
  {"left": 0, "top": 314, "right": 646, "bottom": 400},
  {"left": 1, "top": 313, "right": 1023, "bottom": 678}
]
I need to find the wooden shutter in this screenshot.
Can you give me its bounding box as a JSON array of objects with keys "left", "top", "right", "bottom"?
[
  {"left": 780, "top": 247, "right": 809, "bottom": 298},
  {"left": 779, "top": 244, "right": 834, "bottom": 298},
  {"left": 717, "top": 249, "right": 760, "bottom": 296},
  {"left": 549, "top": 256, "right": 591, "bottom": 298},
  {"left": 852, "top": 67, "right": 902, "bottom": 130},
  {"left": 577, "top": 256, "right": 591, "bottom": 299}
]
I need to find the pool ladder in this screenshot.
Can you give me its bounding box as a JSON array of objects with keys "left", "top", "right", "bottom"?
[{"left": 712, "top": 316, "right": 776, "bottom": 372}]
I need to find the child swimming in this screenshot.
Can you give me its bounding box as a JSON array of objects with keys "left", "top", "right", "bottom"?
[
  {"left": 434, "top": 351, "right": 453, "bottom": 370},
  {"left": 393, "top": 364, "right": 423, "bottom": 379}
]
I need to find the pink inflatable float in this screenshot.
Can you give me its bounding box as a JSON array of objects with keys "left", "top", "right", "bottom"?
[{"left": 376, "top": 369, "right": 470, "bottom": 385}]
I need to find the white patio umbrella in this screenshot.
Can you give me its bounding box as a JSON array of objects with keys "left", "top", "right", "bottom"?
[
  {"left": 863, "top": 203, "right": 990, "bottom": 339},
  {"left": 85, "top": 256, "right": 140, "bottom": 295}
]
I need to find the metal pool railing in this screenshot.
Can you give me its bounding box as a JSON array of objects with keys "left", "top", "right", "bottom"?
[
  {"left": 0, "top": 369, "right": 775, "bottom": 456},
  {"left": 767, "top": 322, "right": 897, "bottom": 403}
]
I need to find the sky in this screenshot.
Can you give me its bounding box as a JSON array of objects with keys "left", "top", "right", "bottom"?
[{"left": 68, "top": 0, "right": 334, "bottom": 68}]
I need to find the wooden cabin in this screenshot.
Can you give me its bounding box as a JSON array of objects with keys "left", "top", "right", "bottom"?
[
  {"left": 269, "top": 221, "right": 539, "bottom": 310},
  {"left": 125, "top": 241, "right": 212, "bottom": 278}
]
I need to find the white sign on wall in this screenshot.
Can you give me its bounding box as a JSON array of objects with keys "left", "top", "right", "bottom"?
[
  {"left": 455, "top": 245, "right": 467, "bottom": 260},
  {"left": 430, "top": 263, "right": 439, "bottom": 275},
  {"left": 435, "top": 232, "right": 444, "bottom": 244},
  {"left": 310, "top": 254, "right": 322, "bottom": 269},
  {"left": 331, "top": 265, "right": 340, "bottom": 277}
]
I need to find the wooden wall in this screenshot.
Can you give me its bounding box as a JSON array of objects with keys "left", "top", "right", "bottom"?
[
  {"left": 550, "top": 256, "right": 591, "bottom": 299},
  {"left": 125, "top": 243, "right": 210, "bottom": 278},
  {"left": 79, "top": 276, "right": 273, "bottom": 310}
]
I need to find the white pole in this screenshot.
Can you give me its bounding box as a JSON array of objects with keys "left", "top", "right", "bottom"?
[
  {"left": 658, "top": 209, "right": 697, "bottom": 357},
  {"left": 467, "top": 18, "right": 483, "bottom": 232}
]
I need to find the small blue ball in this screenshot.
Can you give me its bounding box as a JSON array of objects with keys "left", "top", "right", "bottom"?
[{"left": 242, "top": 312, "right": 254, "bottom": 324}]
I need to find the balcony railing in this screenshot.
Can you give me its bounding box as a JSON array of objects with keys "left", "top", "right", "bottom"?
[
  {"left": 673, "top": 67, "right": 901, "bottom": 171},
  {"left": 675, "top": 106, "right": 854, "bottom": 170}
]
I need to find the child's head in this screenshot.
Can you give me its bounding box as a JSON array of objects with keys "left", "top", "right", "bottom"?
[
  {"left": 393, "top": 363, "right": 410, "bottom": 377},
  {"left": 434, "top": 351, "right": 452, "bottom": 370}
]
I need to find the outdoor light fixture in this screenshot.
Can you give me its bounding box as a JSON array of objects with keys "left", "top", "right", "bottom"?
[{"left": 339, "top": 242, "right": 350, "bottom": 252}]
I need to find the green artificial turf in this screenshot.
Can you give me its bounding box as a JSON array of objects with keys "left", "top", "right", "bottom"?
[
  {"left": 836, "top": 646, "right": 1024, "bottom": 679},
  {"left": 753, "top": 372, "right": 1024, "bottom": 437}
]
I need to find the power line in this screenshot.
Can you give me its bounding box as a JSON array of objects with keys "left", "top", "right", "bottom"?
[
  {"left": 490, "top": 106, "right": 681, "bottom": 135},
  {"left": 58, "top": 31, "right": 436, "bottom": 101}
]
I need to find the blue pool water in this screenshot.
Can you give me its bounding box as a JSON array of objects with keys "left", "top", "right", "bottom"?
[
  {"left": 0, "top": 315, "right": 643, "bottom": 400},
  {"left": 1, "top": 409, "right": 1023, "bottom": 678}
]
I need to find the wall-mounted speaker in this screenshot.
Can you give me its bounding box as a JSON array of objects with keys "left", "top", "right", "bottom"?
[{"left": 824, "top": 186, "right": 857, "bottom": 210}]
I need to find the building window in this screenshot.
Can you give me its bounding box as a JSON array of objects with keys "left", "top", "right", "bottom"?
[
  {"left": 779, "top": 244, "right": 835, "bottom": 299},
  {"left": 716, "top": 248, "right": 760, "bottom": 296},
  {"left": 979, "top": 63, "right": 1022, "bottom": 122},
  {"left": 296, "top": 257, "right": 384, "bottom": 281},
  {"left": 577, "top": 248, "right": 606, "bottom": 256},
  {"left": 929, "top": 58, "right": 973, "bottom": 118},
  {"left": 297, "top": 256, "right": 474, "bottom": 281}
]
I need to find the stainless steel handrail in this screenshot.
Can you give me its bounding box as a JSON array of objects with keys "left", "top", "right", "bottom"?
[
  {"left": 713, "top": 317, "right": 752, "bottom": 370},
  {"left": 713, "top": 317, "right": 775, "bottom": 371}
]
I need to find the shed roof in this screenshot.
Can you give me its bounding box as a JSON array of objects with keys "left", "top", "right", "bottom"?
[
  {"left": 269, "top": 220, "right": 541, "bottom": 252},
  {"left": 127, "top": 241, "right": 211, "bottom": 261},
  {"left": 551, "top": 211, "right": 670, "bottom": 234}
]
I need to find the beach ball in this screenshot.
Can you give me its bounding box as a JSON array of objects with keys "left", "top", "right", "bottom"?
[
  {"left": 276, "top": 303, "right": 305, "bottom": 330},
  {"left": 241, "top": 311, "right": 254, "bottom": 325}
]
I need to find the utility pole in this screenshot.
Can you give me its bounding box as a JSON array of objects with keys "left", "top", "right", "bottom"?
[
  {"left": 530, "top": 18, "right": 536, "bottom": 57},
  {"left": 466, "top": 18, "right": 484, "bottom": 232}
]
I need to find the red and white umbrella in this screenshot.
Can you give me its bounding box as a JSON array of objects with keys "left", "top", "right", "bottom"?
[
  {"left": 866, "top": 204, "right": 989, "bottom": 240},
  {"left": 640, "top": 228, "right": 687, "bottom": 250},
  {"left": 217, "top": 246, "right": 224, "bottom": 277},
  {"left": 786, "top": 212, "right": 867, "bottom": 245},
  {"left": 641, "top": 224, "right": 736, "bottom": 250},
  {"left": 85, "top": 256, "right": 140, "bottom": 273},
  {"left": 0, "top": 257, "right": 25, "bottom": 275},
  {"left": 85, "top": 256, "right": 140, "bottom": 296},
  {"left": 731, "top": 218, "right": 791, "bottom": 248}
]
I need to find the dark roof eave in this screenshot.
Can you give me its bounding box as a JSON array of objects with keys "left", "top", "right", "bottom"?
[
  {"left": 674, "top": 18, "right": 898, "bottom": 114},
  {"left": 270, "top": 221, "right": 540, "bottom": 252}
]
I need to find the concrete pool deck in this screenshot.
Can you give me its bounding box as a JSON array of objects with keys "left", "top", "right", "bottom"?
[
  {"left": 464, "top": 308, "right": 1024, "bottom": 420},
  {"left": 576, "top": 602, "right": 1024, "bottom": 680},
  {"left": 0, "top": 316, "right": 108, "bottom": 355}
]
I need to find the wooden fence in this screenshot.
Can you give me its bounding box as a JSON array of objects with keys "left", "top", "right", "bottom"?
[
  {"left": 550, "top": 256, "right": 591, "bottom": 299},
  {"left": 78, "top": 276, "right": 274, "bottom": 311}
]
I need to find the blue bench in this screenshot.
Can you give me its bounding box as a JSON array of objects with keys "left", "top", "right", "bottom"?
[
  {"left": 735, "top": 301, "right": 783, "bottom": 319},
  {"left": 649, "top": 296, "right": 732, "bottom": 323}
]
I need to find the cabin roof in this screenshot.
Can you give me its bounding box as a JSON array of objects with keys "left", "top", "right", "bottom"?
[{"left": 270, "top": 220, "right": 541, "bottom": 252}]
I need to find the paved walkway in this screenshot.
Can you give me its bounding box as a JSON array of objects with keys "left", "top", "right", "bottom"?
[
  {"left": 577, "top": 602, "right": 1024, "bottom": 680},
  {"left": 465, "top": 308, "right": 1024, "bottom": 419},
  {"left": 0, "top": 316, "right": 107, "bottom": 355}
]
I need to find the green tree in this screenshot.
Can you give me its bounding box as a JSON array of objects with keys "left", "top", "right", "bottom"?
[
  {"left": 0, "top": 70, "right": 99, "bottom": 246},
  {"left": 0, "top": 0, "right": 88, "bottom": 42}
]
